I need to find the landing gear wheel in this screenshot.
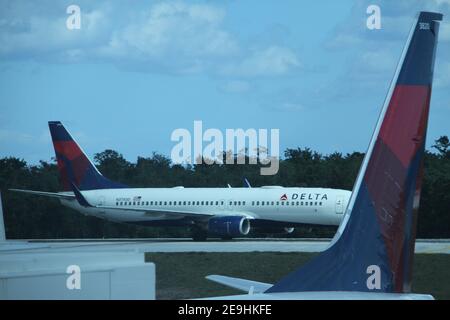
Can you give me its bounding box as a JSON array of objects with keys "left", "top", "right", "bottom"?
[{"left": 191, "top": 227, "right": 208, "bottom": 241}]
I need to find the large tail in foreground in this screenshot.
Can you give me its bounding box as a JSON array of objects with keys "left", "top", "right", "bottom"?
[
  {"left": 49, "top": 121, "right": 128, "bottom": 191},
  {"left": 267, "top": 11, "right": 442, "bottom": 294}
]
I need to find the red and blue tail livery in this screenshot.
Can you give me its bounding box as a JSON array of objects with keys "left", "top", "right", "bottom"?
[
  {"left": 48, "top": 121, "right": 128, "bottom": 191},
  {"left": 266, "top": 12, "right": 442, "bottom": 295}
]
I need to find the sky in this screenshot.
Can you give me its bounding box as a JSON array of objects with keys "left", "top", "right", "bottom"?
[{"left": 1, "top": 0, "right": 449, "bottom": 165}]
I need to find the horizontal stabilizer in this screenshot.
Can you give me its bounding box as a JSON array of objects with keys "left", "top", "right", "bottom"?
[
  {"left": 206, "top": 275, "right": 272, "bottom": 293},
  {"left": 9, "top": 189, "right": 75, "bottom": 199},
  {"left": 70, "top": 183, "right": 93, "bottom": 207}
]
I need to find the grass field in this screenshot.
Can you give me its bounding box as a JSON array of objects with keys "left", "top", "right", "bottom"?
[{"left": 145, "top": 252, "right": 450, "bottom": 300}]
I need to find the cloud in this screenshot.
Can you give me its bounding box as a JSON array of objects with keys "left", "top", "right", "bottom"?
[
  {"left": 218, "top": 80, "right": 251, "bottom": 94},
  {"left": 272, "top": 102, "right": 304, "bottom": 112},
  {"left": 434, "top": 60, "right": 450, "bottom": 87},
  {"left": 220, "top": 46, "right": 301, "bottom": 77},
  {"left": 0, "top": 1, "right": 300, "bottom": 78},
  {"left": 0, "top": 129, "right": 34, "bottom": 144},
  {"left": 0, "top": 2, "right": 111, "bottom": 61},
  {"left": 439, "top": 21, "right": 450, "bottom": 41},
  {"left": 323, "top": 0, "right": 450, "bottom": 100},
  {"left": 95, "top": 1, "right": 239, "bottom": 74}
]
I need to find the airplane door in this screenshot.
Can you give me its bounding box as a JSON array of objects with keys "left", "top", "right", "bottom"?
[
  {"left": 220, "top": 199, "right": 226, "bottom": 211},
  {"left": 335, "top": 195, "right": 344, "bottom": 214},
  {"left": 226, "top": 199, "right": 234, "bottom": 211},
  {"left": 98, "top": 196, "right": 106, "bottom": 206}
]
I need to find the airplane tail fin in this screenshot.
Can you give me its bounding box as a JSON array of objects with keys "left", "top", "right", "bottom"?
[
  {"left": 48, "top": 121, "right": 128, "bottom": 191},
  {"left": 267, "top": 11, "right": 442, "bottom": 294}
]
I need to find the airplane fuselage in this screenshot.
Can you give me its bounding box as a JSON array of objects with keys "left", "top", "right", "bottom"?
[{"left": 60, "top": 186, "right": 350, "bottom": 228}]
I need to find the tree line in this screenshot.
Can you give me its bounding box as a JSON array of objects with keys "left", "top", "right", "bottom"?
[{"left": 1, "top": 136, "right": 449, "bottom": 239}]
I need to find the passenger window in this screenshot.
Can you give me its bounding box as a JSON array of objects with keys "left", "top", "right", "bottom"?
[
  {"left": 310, "top": 202, "right": 313, "bottom": 206},
  {"left": 205, "top": 201, "right": 209, "bottom": 205},
  {"left": 301, "top": 201, "right": 303, "bottom": 206},
  {"left": 164, "top": 201, "right": 167, "bottom": 205},
  {"left": 243, "top": 201, "right": 246, "bottom": 206},
  {"left": 271, "top": 201, "right": 274, "bottom": 205},
  {"left": 221, "top": 201, "right": 224, "bottom": 205},
  {"left": 276, "top": 201, "right": 279, "bottom": 206},
  {"left": 215, "top": 201, "right": 219, "bottom": 205},
  {"left": 296, "top": 201, "right": 299, "bottom": 206}
]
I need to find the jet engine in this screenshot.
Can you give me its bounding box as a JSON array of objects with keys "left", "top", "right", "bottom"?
[{"left": 208, "top": 216, "right": 251, "bottom": 237}]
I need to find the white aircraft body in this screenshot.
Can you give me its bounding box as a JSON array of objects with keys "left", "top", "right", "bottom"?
[
  {"left": 200, "top": 11, "right": 443, "bottom": 299},
  {"left": 11, "top": 125, "right": 350, "bottom": 241}
]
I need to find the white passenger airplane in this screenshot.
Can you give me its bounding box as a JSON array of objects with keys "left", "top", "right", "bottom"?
[
  {"left": 10, "top": 125, "right": 350, "bottom": 241},
  {"left": 202, "top": 11, "right": 442, "bottom": 299}
]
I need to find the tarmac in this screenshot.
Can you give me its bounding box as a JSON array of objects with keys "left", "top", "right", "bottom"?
[{"left": 1, "top": 238, "right": 449, "bottom": 254}]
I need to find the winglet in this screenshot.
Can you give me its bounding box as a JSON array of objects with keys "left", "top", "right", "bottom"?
[
  {"left": 70, "top": 183, "right": 93, "bottom": 207},
  {"left": 244, "top": 178, "right": 252, "bottom": 188}
]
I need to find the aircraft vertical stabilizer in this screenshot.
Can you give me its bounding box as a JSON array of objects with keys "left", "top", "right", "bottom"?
[
  {"left": 48, "top": 121, "right": 128, "bottom": 191},
  {"left": 267, "top": 11, "right": 442, "bottom": 294}
]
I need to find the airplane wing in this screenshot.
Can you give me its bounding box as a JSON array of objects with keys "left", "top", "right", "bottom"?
[
  {"left": 91, "top": 204, "right": 255, "bottom": 221},
  {"left": 69, "top": 183, "right": 217, "bottom": 220},
  {"left": 95, "top": 204, "right": 214, "bottom": 219},
  {"left": 206, "top": 275, "right": 272, "bottom": 294},
  {"left": 9, "top": 189, "right": 75, "bottom": 200}
]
